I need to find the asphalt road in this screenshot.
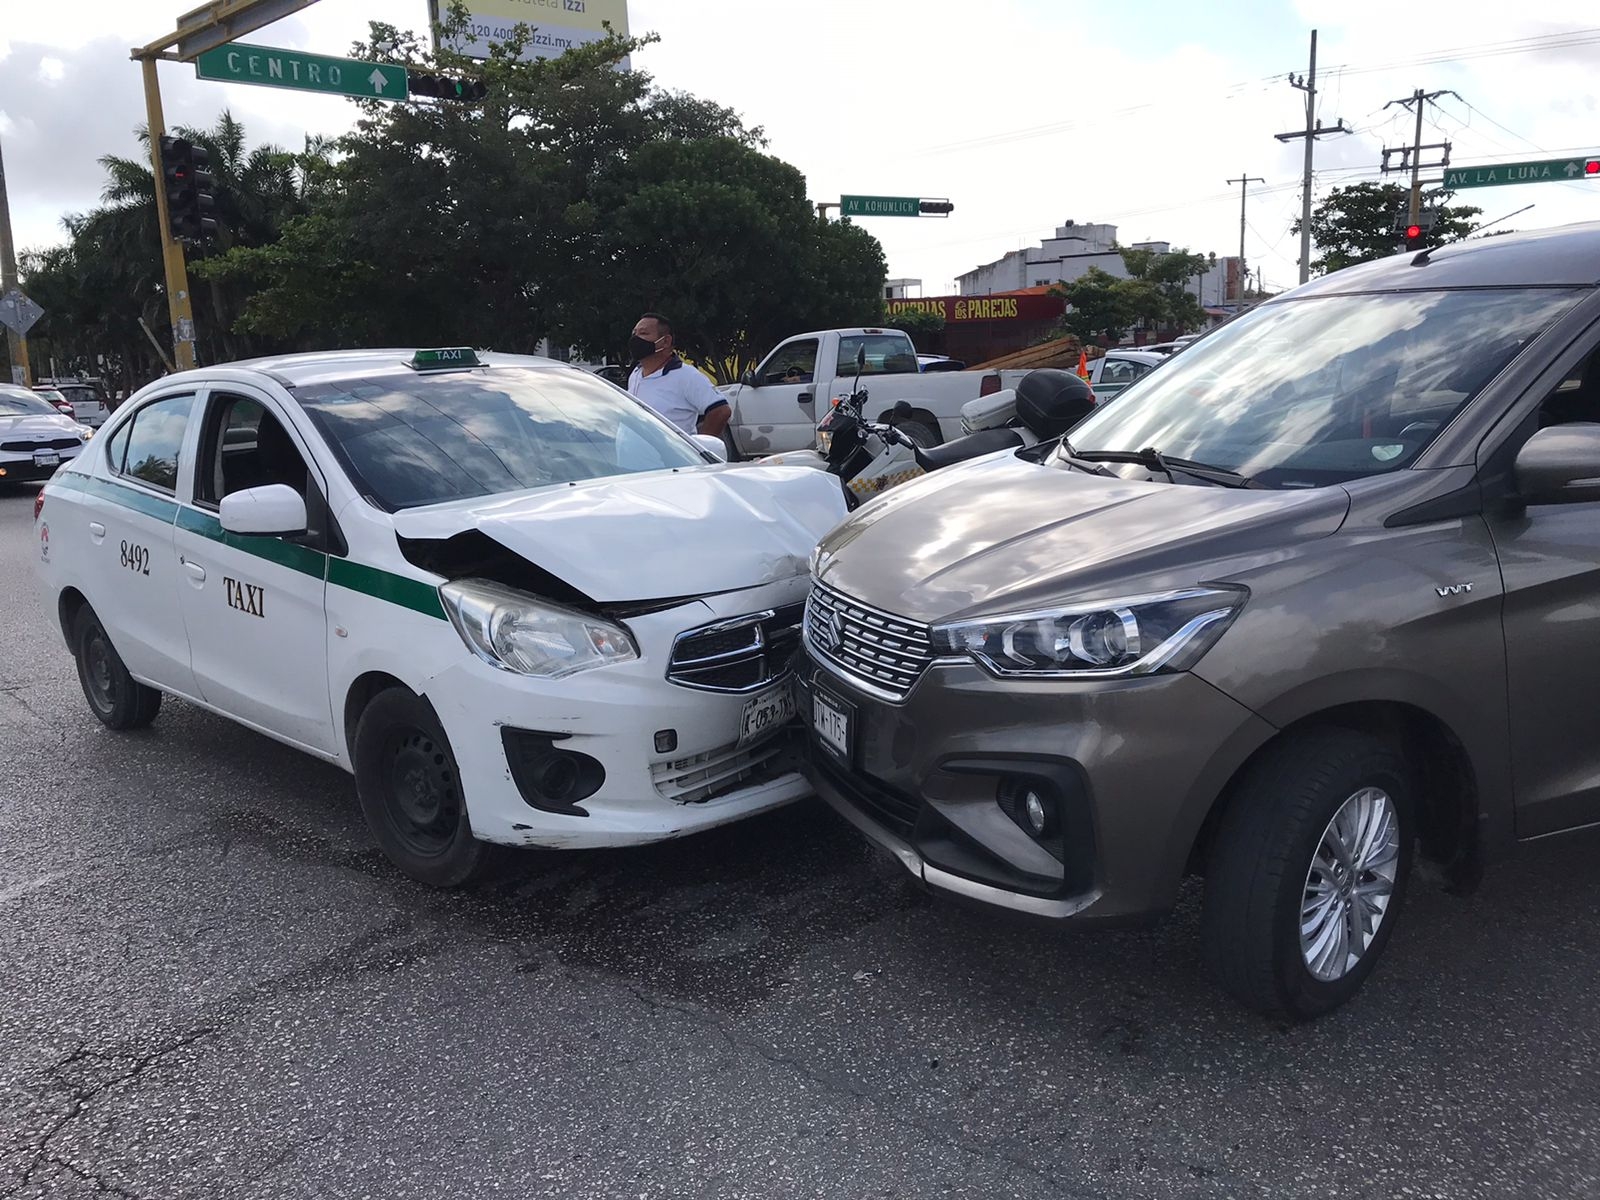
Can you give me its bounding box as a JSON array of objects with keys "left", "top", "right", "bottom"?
[{"left": 4, "top": 483, "right": 1600, "bottom": 1200}]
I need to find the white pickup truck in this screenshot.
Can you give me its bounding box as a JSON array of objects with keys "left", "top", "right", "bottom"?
[{"left": 722, "top": 328, "right": 1029, "bottom": 456}]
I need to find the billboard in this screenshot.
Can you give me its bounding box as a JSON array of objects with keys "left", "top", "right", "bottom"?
[
  {"left": 430, "top": 0, "right": 630, "bottom": 62},
  {"left": 886, "top": 293, "right": 1065, "bottom": 323}
]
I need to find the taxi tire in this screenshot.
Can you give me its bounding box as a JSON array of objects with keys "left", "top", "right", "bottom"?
[
  {"left": 353, "top": 688, "right": 496, "bottom": 888},
  {"left": 71, "top": 607, "right": 162, "bottom": 730}
]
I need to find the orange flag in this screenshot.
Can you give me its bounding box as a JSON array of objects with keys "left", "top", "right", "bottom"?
[{"left": 1075, "top": 350, "right": 1090, "bottom": 380}]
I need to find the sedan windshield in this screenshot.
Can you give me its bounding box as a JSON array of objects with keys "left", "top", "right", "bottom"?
[
  {"left": 297, "top": 366, "right": 710, "bottom": 511},
  {"left": 1061, "top": 287, "right": 1583, "bottom": 488},
  {"left": 0, "top": 388, "right": 62, "bottom": 417}
]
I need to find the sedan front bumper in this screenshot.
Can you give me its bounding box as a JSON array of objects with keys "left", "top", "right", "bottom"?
[{"left": 795, "top": 645, "right": 1275, "bottom": 923}]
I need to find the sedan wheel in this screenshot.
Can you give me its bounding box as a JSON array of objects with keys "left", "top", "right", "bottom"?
[{"left": 1300, "top": 787, "right": 1401, "bottom": 982}]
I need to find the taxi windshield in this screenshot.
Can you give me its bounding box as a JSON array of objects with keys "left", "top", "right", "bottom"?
[
  {"left": 297, "top": 366, "right": 709, "bottom": 511},
  {"left": 1060, "top": 286, "right": 1583, "bottom": 488}
]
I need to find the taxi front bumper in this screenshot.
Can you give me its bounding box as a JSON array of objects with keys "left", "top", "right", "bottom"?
[
  {"left": 421, "top": 586, "right": 814, "bottom": 849},
  {"left": 794, "top": 644, "right": 1273, "bottom": 923}
]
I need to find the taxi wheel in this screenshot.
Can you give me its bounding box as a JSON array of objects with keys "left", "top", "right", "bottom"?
[
  {"left": 71, "top": 607, "right": 162, "bottom": 730},
  {"left": 353, "top": 688, "right": 495, "bottom": 888}
]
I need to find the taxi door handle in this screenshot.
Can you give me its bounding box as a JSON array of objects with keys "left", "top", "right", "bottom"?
[
  {"left": 182, "top": 559, "right": 206, "bottom": 584},
  {"left": 88, "top": 521, "right": 106, "bottom": 541}
]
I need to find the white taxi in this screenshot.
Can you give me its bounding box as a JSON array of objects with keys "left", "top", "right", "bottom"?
[{"left": 34, "top": 349, "right": 845, "bottom": 885}]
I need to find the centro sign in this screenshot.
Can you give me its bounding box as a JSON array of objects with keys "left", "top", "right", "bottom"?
[{"left": 194, "top": 42, "right": 409, "bottom": 99}]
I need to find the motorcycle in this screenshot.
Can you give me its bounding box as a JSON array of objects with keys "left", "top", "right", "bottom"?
[{"left": 754, "top": 363, "right": 1098, "bottom": 509}]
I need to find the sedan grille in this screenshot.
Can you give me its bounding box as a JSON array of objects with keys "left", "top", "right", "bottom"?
[
  {"left": 651, "top": 736, "right": 791, "bottom": 805},
  {"left": 2, "top": 437, "right": 80, "bottom": 452},
  {"left": 804, "top": 582, "right": 933, "bottom": 700},
  {"left": 666, "top": 605, "right": 804, "bottom": 694}
]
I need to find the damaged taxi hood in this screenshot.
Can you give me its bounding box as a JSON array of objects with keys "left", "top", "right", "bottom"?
[{"left": 391, "top": 465, "right": 846, "bottom": 602}]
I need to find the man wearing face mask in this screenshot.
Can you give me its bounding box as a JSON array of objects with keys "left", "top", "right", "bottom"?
[{"left": 626, "top": 312, "right": 732, "bottom": 440}]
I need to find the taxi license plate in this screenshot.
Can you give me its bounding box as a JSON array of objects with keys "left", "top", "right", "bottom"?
[
  {"left": 33, "top": 451, "right": 60, "bottom": 467},
  {"left": 812, "top": 689, "right": 853, "bottom": 762},
  {"left": 738, "top": 684, "right": 796, "bottom": 747}
]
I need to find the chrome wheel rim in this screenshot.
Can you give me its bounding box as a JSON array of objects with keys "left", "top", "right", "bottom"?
[{"left": 1301, "top": 787, "right": 1400, "bottom": 982}]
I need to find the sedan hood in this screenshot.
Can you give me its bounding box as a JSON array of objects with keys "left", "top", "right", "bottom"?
[
  {"left": 392, "top": 465, "right": 846, "bottom": 602},
  {"left": 0, "top": 414, "right": 80, "bottom": 439},
  {"left": 814, "top": 452, "right": 1351, "bottom": 622}
]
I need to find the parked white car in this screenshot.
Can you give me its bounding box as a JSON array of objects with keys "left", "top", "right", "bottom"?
[
  {"left": 35, "top": 379, "right": 111, "bottom": 428},
  {"left": 34, "top": 349, "right": 845, "bottom": 885},
  {"left": 1086, "top": 350, "right": 1167, "bottom": 402},
  {"left": 1, "top": 384, "right": 89, "bottom": 485}
]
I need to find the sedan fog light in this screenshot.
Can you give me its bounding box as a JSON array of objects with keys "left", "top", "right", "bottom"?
[{"left": 1024, "top": 789, "right": 1050, "bottom": 836}]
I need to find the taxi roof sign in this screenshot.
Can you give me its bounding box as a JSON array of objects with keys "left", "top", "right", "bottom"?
[{"left": 407, "top": 347, "right": 483, "bottom": 371}]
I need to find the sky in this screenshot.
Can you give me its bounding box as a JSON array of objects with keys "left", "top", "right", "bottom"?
[{"left": 1, "top": 0, "right": 1597, "bottom": 299}]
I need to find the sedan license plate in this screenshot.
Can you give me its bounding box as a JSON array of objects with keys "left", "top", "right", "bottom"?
[
  {"left": 812, "top": 689, "right": 853, "bottom": 762},
  {"left": 739, "top": 684, "right": 796, "bottom": 747},
  {"left": 33, "top": 451, "right": 60, "bottom": 467}
]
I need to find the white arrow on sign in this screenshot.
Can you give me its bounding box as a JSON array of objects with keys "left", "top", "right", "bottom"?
[
  {"left": 1566, "top": 162, "right": 1582, "bottom": 177},
  {"left": 369, "top": 68, "right": 389, "bottom": 95}
]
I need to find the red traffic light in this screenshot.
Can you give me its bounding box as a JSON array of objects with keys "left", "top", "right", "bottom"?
[
  {"left": 1405, "top": 224, "right": 1422, "bottom": 239},
  {"left": 1587, "top": 159, "right": 1600, "bottom": 176}
]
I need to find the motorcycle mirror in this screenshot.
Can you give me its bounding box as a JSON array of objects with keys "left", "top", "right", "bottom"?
[
  {"left": 891, "top": 400, "right": 913, "bottom": 418},
  {"left": 856, "top": 346, "right": 867, "bottom": 370}
]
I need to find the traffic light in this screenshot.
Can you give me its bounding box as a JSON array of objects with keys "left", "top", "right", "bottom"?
[
  {"left": 918, "top": 199, "right": 955, "bottom": 216},
  {"left": 1404, "top": 223, "right": 1425, "bottom": 251},
  {"left": 408, "top": 73, "right": 487, "bottom": 102},
  {"left": 1588, "top": 159, "right": 1600, "bottom": 177},
  {"left": 160, "top": 136, "right": 218, "bottom": 244}
]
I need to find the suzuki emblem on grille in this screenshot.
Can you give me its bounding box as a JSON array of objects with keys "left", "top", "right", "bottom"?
[{"left": 818, "top": 608, "right": 844, "bottom": 652}]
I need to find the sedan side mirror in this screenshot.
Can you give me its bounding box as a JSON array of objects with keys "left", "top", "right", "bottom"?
[
  {"left": 741, "top": 369, "right": 757, "bottom": 387},
  {"left": 219, "top": 484, "right": 308, "bottom": 536},
  {"left": 1514, "top": 425, "right": 1600, "bottom": 505}
]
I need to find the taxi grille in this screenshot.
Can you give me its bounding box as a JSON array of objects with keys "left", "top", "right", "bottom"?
[
  {"left": 804, "top": 582, "right": 933, "bottom": 701},
  {"left": 651, "top": 736, "right": 791, "bottom": 805},
  {"left": 2, "top": 437, "right": 80, "bottom": 452},
  {"left": 666, "top": 605, "right": 804, "bottom": 694}
]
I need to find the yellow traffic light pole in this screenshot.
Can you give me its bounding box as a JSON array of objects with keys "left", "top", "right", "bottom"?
[
  {"left": 138, "top": 57, "right": 199, "bottom": 373},
  {"left": 0, "top": 135, "right": 33, "bottom": 386},
  {"left": 133, "top": 1, "right": 320, "bottom": 373}
]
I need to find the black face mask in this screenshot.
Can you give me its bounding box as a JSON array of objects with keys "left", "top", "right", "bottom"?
[{"left": 629, "top": 335, "right": 661, "bottom": 361}]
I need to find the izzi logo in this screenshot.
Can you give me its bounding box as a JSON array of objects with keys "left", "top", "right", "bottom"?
[{"left": 225, "top": 577, "right": 265, "bottom": 618}]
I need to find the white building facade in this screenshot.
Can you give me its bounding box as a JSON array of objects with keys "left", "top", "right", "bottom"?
[{"left": 957, "top": 219, "right": 1240, "bottom": 307}]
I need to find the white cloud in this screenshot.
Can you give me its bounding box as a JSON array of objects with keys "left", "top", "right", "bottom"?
[{"left": 37, "top": 57, "right": 65, "bottom": 83}]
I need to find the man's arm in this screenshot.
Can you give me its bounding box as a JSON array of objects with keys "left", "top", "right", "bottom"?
[{"left": 698, "top": 399, "right": 731, "bottom": 437}]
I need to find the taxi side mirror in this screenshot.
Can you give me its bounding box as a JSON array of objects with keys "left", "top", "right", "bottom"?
[
  {"left": 219, "top": 484, "right": 308, "bottom": 537},
  {"left": 692, "top": 434, "right": 728, "bottom": 462}
]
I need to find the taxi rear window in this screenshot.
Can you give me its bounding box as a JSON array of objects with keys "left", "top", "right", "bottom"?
[{"left": 296, "top": 367, "right": 709, "bottom": 511}]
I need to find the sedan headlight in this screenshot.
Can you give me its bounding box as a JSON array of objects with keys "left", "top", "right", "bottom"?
[
  {"left": 439, "top": 579, "right": 638, "bottom": 678},
  {"left": 931, "top": 586, "right": 1246, "bottom": 678}
]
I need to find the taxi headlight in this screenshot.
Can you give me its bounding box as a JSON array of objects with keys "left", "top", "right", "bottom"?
[
  {"left": 439, "top": 579, "right": 638, "bottom": 679},
  {"left": 930, "top": 586, "right": 1246, "bottom": 677}
]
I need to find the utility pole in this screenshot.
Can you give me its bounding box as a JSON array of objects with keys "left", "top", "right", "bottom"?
[
  {"left": 1274, "top": 30, "right": 1350, "bottom": 284},
  {"left": 1381, "top": 88, "right": 1458, "bottom": 228},
  {"left": 1225, "top": 175, "right": 1265, "bottom": 300},
  {"left": 0, "top": 136, "right": 31, "bottom": 386}
]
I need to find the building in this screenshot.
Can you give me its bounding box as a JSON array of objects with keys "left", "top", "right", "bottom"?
[
  {"left": 884, "top": 278, "right": 922, "bottom": 300},
  {"left": 957, "top": 219, "right": 1240, "bottom": 308}
]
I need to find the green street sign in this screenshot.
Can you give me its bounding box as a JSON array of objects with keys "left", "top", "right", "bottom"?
[
  {"left": 1443, "top": 156, "right": 1599, "bottom": 190},
  {"left": 841, "top": 195, "right": 922, "bottom": 217},
  {"left": 195, "top": 42, "right": 408, "bottom": 101}
]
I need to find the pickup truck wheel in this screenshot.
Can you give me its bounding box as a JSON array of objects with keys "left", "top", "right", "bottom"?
[
  {"left": 71, "top": 607, "right": 161, "bottom": 730},
  {"left": 1200, "top": 729, "right": 1414, "bottom": 1020},
  {"left": 353, "top": 688, "right": 497, "bottom": 888},
  {"left": 891, "top": 418, "right": 940, "bottom": 448}
]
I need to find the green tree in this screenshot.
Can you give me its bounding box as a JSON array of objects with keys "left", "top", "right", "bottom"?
[
  {"left": 203, "top": 15, "right": 885, "bottom": 377},
  {"left": 1054, "top": 268, "right": 1132, "bottom": 343},
  {"left": 1293, "top": 182, "right": 1482, "bottom": 274},
  {"left": 1120, "top": 246, "right": 1209, "bottom": 331}
]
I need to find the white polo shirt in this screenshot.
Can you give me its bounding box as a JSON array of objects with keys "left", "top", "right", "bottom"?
[{"left": 628, "top": 354, "right": 729, "bottom": 436}]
